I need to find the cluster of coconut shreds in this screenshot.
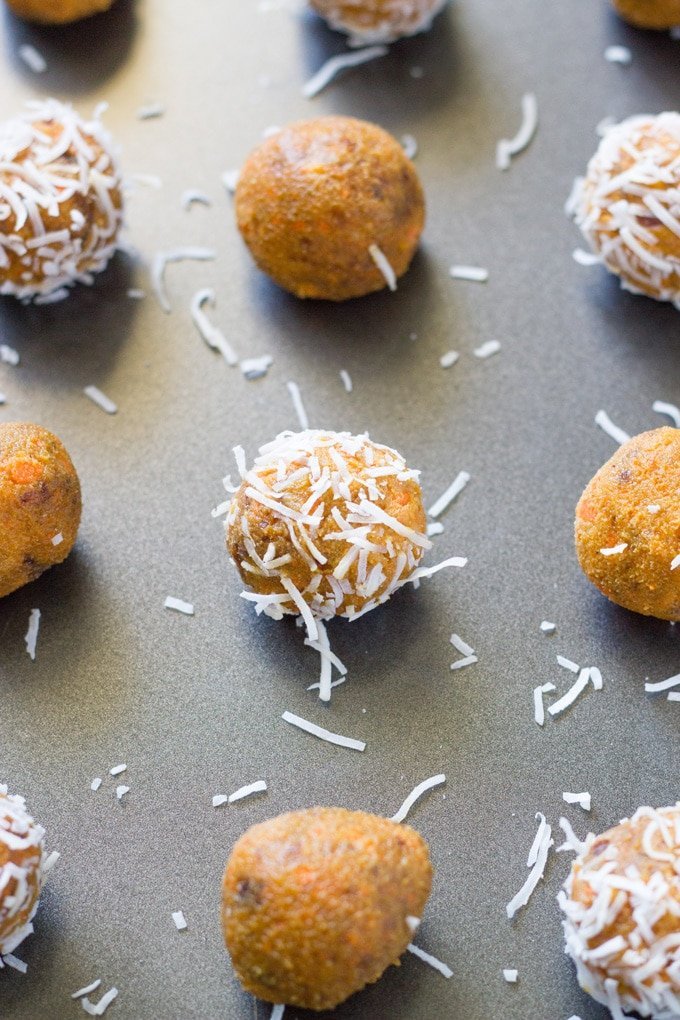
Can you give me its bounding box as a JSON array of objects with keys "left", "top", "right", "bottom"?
[
  {"left": 0, "top": 785, "right": 47, "bottom": 958},
  {"left": 560, "top": 804, "right": 680, "bottom": 1019},
  {"left": 574, "top": 112, "right": 680, "bottom": 308},
  {"left": 314, "top": 0, "right": 448, "bottom": 45},
  {"left": 226, "top": 429, "right": 440, "bottom": 629},
  {"left": 0, "top": 98, "right": 123, "bottom": 303}
]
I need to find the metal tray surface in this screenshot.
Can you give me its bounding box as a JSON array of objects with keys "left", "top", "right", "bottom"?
[{"left": 0, "top": 1, "right": 678, "bottom": 1017}]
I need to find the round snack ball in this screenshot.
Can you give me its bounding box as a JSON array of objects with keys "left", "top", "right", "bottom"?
[
  {"left": 226, "top": 429, "right": 431, "bottom": 624},
  {"left": 222, "top": 806, "right": 432, "bottom": 1010},
  {"left": 0, "top": 785, "right": 48, "bottom": 956},
  {"left": 0, "top": 99, "right": 124, "bottom": 302},
  {"left": 575, "top": 427, "right": 680, "bottom": 621},
  {"left": 235, "top": 116, "right": 425, "bottom": 301},
  {"left": 309, "top": 0, "right": 447, "bottom": 44},
  {"left": 0, "top": 422, "right": 81, "bottom": 599},
  {"left": 572, "top": 112, "right": 680, "bottom": 307},
  {"left": 4, "top": 0, "right": 114, "bottom": 22},
  {"left": 611, "top": 0, "right": 680, "bottom": 28},
  {"left": 559, "top": 804, "right": 680, "bottom": 1019}
]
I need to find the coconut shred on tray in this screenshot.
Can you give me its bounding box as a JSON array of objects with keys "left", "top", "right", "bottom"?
[{"left": 221, "top": 430, "right": 467, "bottom": 701}]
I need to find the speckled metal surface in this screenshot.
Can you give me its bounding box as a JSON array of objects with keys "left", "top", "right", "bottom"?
[{"left": 0, "top": 1, "right": 678, "bottom": 1018}]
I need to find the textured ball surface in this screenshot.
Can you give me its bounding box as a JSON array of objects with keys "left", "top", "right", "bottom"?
[
  {"left": 4, "top": 0, "right": 114, "bottom": 23},
  {"left": 235, "top": 117, "right": 424, "bottom": 301},
  {"left": 0, "top": 422, "right": 81, "bottom": 598},
  {"left": 222, "top": 807, "right": 432, "bottom": 1010},
  {"left": 611, "top": 0, "right": 680, "bottom": 28},
  {"left": 310, "top": 0, "right": 447, "bottom": 44},
  {"left": 0, "top": 785, "right": 47, "bottom": 956}
]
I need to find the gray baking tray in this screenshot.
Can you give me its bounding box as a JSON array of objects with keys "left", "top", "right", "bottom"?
[{"left": 0, "top": 0, "right": 678, "bottom": 1017}]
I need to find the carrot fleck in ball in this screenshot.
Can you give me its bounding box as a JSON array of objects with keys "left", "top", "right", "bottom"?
[
  {"left": 222, "top": 807, "right": 432, "bottom": 1011},
  {"left": 0, "top": 99, "right": 124, "bottom": 303},
  {"left": 560, "top": 804, "right": 680, "bottom": 1019},
  {"left": 575, "top": 427, "right": 680, "bottom": 621},
  {"left": 309, "top": 0, "right": 447, "bottom": 44},
  {"left": 4, "top": 0, "right": 114, "bottom": 23},
  {"left": 235, "top": 116, "right": 425, "bottom": 301},
  {"left": 0, "top": 785, "right": 50, "bottom": 957},
  {"left": 611, "top": 0, "right": 680, "bottom": 29},
  {"left": 0, "top": 422, "right": 82, "bottom": 598},
  {"left": 571, "top": 113, "right": 680, "bottom": 308}
]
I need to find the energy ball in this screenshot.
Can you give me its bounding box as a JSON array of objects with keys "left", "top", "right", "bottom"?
[
  {"left": 222, "top": 807, "right": 432, "bottom": 1011},
  {"left": 559, "top": 804, "right": 680, "bottom": 1019},
  {"left": 4, "top": 0, "right": 114, "bottom": 23},
  {"left": 0, "top": 785, "right": 49, "bottom": 957},
  {"left": 309, "top": 0, "right": 447, "bottom": 44},
  {"left": 611, "top": 0, "right": 680, "bottom": 29},
  {"left": 235, "top": 116, "right": 425, "bottom": 301},
  {"left": 0, "top": 422, "right": 81, "bottom": 598},
  {"left": 0, "top": 99, "right": 124, "bottom": 303},
  {"left": 571, "top": 112, "right": 680, "bottom": 307},
  {"left": 575, "top": 427, "right": 680, "bottom": 621},
  {"left": 226, "top": 429, "right": 435, "bottom": 626}
]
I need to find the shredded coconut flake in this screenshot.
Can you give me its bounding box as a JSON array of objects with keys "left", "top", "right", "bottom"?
[
  {"left": 212, "top": 795, "right": 229, "bottom": 808},
  {"left": 506, "top": 813, "right": 553, "bottom": 918},
  {"left": 228, "top": 780, "right": 267, "bottom": 803},
  {"left": 51, "top": 533, "right": 63, "bottom": 546},
  {"left": 115, "top": 786, "right": 129, "bottom": 801},
  {"left": 503, "top": 969, "right": 518, "bottom": 983},
  {"left": 302, "top": 45, "right": 389, "bottom": 99},
  {"left": 604, "top": 45, "right": 632, "bottom": 64},
  {"left": 222, "top": 169, "right": 239, "bottom": 193},
  {"left": 18, "top": 45, "right": 46, "bottom": 74},
  {"left": 439, "top": 350, "right": 459, "bottom": 369},
  {"left": 164, "top": 596, "right": 194, "bottom": 615},
  {"left": 428, "top": 471, "right": 470, "bottom": 518},
  {"left": 90, "top": 778, "right": 102, "bottom": 792},
  {"left": 540, "top": 621, "right": 556, "bottom": 633},
  {"left": 401, "top": 134, "right": 418, "bottom": 159},
  {"left": 671, "top": 554, "right": 680, "bottom": 571},
  {"left": 180, "top": 189, "right": 211, "bottom": 210},
  {"left": 240, "top": 355, "right": 272, "bottom": 380},
  {"left": 24, "top": 608, "right": 40, "bottom": 660},
  {"left": 286, "top": 381, "right": 309, "bottom": 430},
  {"left": 548, "top": 667, "right": 593, "bottom": 717},
  {"left": 109, "top": 764, "right": 126, "bottom": 777},
  {"left": 474, "top": 340, "right": 501, "bottom": 359},
  {"left": 282, "top": 710, "right": 365, "bottom": 751},
  {"left": 72, "top": 980, "right": 102, "bottom": 1000},
  {"left": 152, "top": 248, "right": 216, "bottom": 314},
  {"left": 533, "top": 682, "right": 556, "bottom": 727},
  {"left": 0, "top": 344, "right": 19, "bottom": 366},
  {"left": 407, "top": 943, "right": 453, "bottom": 978},
  {"left": 339, "top": 369, "right": 353, "bottom": 392},
  {"left": 84, "top": 386, "right": 117, "bottom": 415},
  {"left": 81, "top": 986, "right": 118, "bottom": 1016},
  {"left": 573, "top": 247, "right": 602, "bottom": 266},
  {"left": 496, "top": 93, "right": 538, "bottom": 170},
  {"left": 600, "top": 542, "right": 628, "bottom": 556},
  {"left": 368, "top": 243, "right": 397, "bottom": 291},
  {"left": 270, "top": 1006, "right": 285, "bottom": 1020},
  {"left": 172, "top": 911, "right": 187, "bottom": 931},
  {"left": 190, "top": 288, "right": 238, "bottom": 365},
  {"left": 563, "top": 792, "right": 592, "bottom": 811},
  {"left": 390, "top": 774, "right": 445, "bottom": 823},
  {"left": 136, "top": 102, "right": 165, "bottom": 120},
  {"left": 449, "top": 265, "right": 488, "bottom": 282},
  {"left": 645, "top": 673, "right": 680, "bottom": 693},
  {"left": 595, "top": 409, "right": 630, "bottom": 445}
]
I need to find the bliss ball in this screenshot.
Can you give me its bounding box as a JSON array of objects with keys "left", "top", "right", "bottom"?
[
  {"left": 571, "top": 113, "right": 680, "bottom": 307},
  {"left": 4, "top": 0, "right": 114, "bottom": 23},
  {"left": 0, "top": 99, "right": 124, "bottom": 303},
  {"left": 309, "top": 0, "right": 448, "bottom": 44},
  {"left": 0, "top": 422, "right": 81, "bottom": 599},
  {"left": 575, "top": 427, "right": 680, "bottom": 621},
  {"left": 225, "top": 429, "right": 430, "bottom": 624},
  {"left": 235, "top": 116, "right": 425, "bottom": 301},
  {"left": 611, "top": 0, "right": 680, "bottom": 29},
  {"left": 560, "top": 804, "right": 680, "bottom": 1019},
  {"left": 222, "top": 807, "right": 432, "bottom": 1011},
  {"left": 0, "top": 785, "right": 49, "bottom": 956}
]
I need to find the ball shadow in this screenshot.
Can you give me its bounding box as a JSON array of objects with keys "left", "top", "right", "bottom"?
[
  {"left": 0, "top": 251, "right": 138, "bottom": 391},
  {"left": 2, "top": 0, "right": 138, "bottom": 95},
  {"left": 298, "top": 4, "right": 462, "bottom": 121},
  {"left": 246, "top": 246, "right": 446, "bottom": 370}
]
